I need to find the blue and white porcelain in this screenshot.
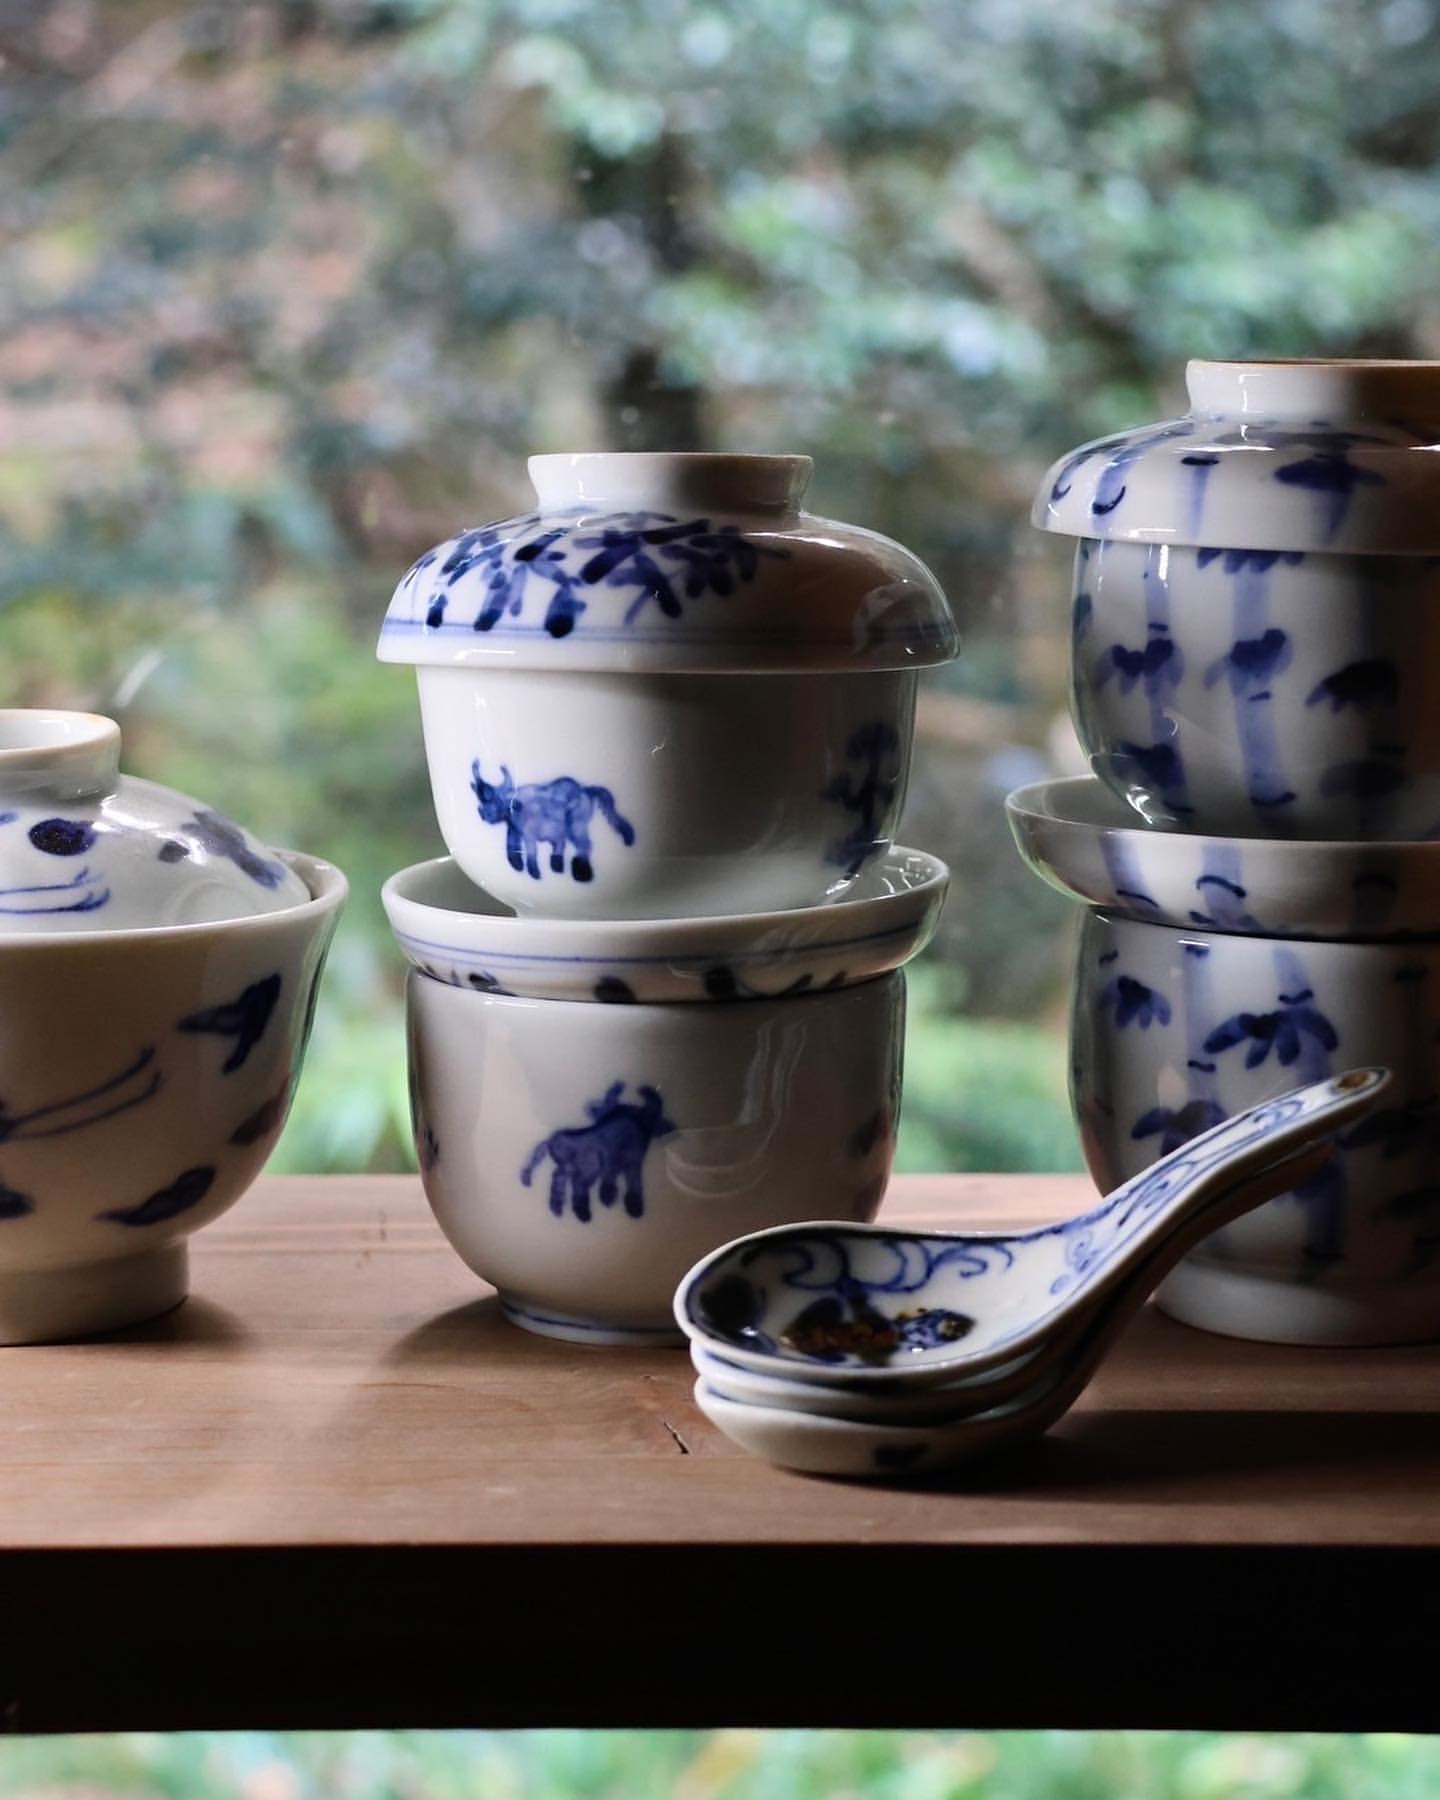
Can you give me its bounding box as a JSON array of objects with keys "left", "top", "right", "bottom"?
[
  {"left": 382, "top": 847, "right": 947, "bottom": 1004},
  {"left": 676, "top": 1070, "right": 1384, "bottom": 1386},
  {"left": 1036, "top": 361, "right": 1440, "bottom": 839},
  {"left": 0, "top": 849, "right": 346, "bottom": 1342},
  {"left": 405, "top": 968, "right": 906, "bottom": 1345},
  {"left": 1073, "top": 913, "right": 1440, "bottom": 1344},
  {"left": 680, "top": 1072, "right": 1386, "bottom": 1478},
  {"left": 0, "top": 710, "right": 311, "bottom": 931},
  {"left": 1006, "top": 775, "right": 1440, "bottom": 941},
  {"left": 379, "top": 453, "right": 957, "bottom": 919}
]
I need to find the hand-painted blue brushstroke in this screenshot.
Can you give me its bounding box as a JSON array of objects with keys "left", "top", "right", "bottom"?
[
  {"left": 520, "top": 1081, "right": 676, "bottom": 1222},
  {"left": 471, "top": 759, "right": 636, "bottom": 883},
  {"left": 0, "top": 1046, "right": 160, "bottom": 1144},
  {"left": 0, "top": 864, "right": 109, "bottom": 915},
  {"left": 179, "top": 811, "right": 287, "bottom": 889},
  {"left": 0, "top": 812, "right": 16, "bottom": 826},
  {"left": 1273, "top": 446, "right": 1385, "bottom": 542},
  {"left": 823, "top": 720, "right": 901, "bottom": 876},
  {"left": 1099, "top": 974, "right": 1171, "bottom": 1029},
  {"left": 1093, "top": 635, "right": 1184, "bottom": 699},
  {"left": 1202, "top": 991, "right": 1338, "bottom": 1069},
  {"left": 1132, "top": 1097, "right": 1227, "bottom": 1156},
  {"left": 1180, "top": 452, "right": 1219, "bottom": 537},
  {"left": 593, "top": 976, "right": 638, "bottom": 1004},
  {"left": 1190, "top": 845, "right": 1263, "bottom": 931},
  {"left": 1047, "top": 420, "right": 1195, "bottom": 515},
  {"left": 0, "top": 1181, "right": 32, "bottom": 1219},
  {"left": 1072, "top": 586, "right": 1094, "bottom": 648},
  {"left": 1097, "top": 834, "right": 1159, "bottom": 914},
  {"left": 229, "top": 1083, "right": 291, "bottom": 1147},
  {"left": 1202, "top": 558, "right": 1296, "bottom": 815},
  {"left": 1195, "top": 548, "right": 1305, "bottom": 575},
  {"left": 1307, "top": 659, "right": 1400, "bottom": 713},
  {"left": 178, "top": 973, "right": 282, "bottom": 1074},
  {"left": 27, "top": 818, "right": 96, "bottom": 857},
  {"left": 99, "top": 1164, "right": 216, "bottom": 1227}
]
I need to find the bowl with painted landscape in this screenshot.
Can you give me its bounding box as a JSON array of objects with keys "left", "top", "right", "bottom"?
[
  {"left": 378, "top": 452, "right": 958, "bottom": 919},
  {"left": 0, "top": 710, "right": 346, "bottom": 1342},
  {"left": 404, "top": 968, "right": 906, "bottom": 1345},
  {"left": 1037, "top": 361, "right": 1440, "bottom": 838}
]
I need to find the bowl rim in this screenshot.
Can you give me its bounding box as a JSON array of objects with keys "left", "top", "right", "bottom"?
[
  {"left": 0, "top": 849, "right": 347, "bottom": 950},
  {"left": 382, "top": 845, "right": 950, "bottom": 949}
]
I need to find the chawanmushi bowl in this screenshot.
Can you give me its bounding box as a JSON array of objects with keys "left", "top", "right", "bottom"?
[
  {"left": 1073, "top": 911, "right": 1440, "bottom": 1345},
  {"left": 379, "top": 452, "right": 958, "bottom": 920},
  {"left": 406, "top": 969, "right": 906, "bottom": 1344},
  {"left": 1037, "top": 360, "right": 1440, "bottom": 839},
  {"left": 0, "top": 711, "right": 347, "bottom": 1341}
]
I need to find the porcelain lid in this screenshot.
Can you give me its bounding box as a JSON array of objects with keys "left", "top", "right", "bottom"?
[
  {"left": 1034, "top": 360, "right": 1440, "bottom": 555},
  {"left": 378, "top": 453, "right": 959, "bottom": 672},
  {"left": 0, "top": 711, "right": 311, "bottom": 934}
]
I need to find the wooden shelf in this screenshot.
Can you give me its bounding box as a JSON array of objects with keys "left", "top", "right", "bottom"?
[{"left": 3, "top": 1174, "right": 1438, "bottom": 1732}]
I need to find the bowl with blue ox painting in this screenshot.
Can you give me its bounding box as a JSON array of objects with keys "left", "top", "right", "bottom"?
[
  {"left": 379, "top": 452, "right": 958, "bottom": 919},
  {"left": 405, "top": 968, "right": 905, "bottom": 1345},
  {"left": 1038, "top": 361, "right": 1440, "bottom": 839},
  {"left": 0, "top": 710, "right": 346, "bottom": 1341},
  {"left": 1073, "top": 910, "right": 1440, "bottom": 1345}
]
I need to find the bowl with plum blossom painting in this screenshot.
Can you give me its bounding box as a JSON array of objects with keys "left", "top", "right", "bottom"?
[
  {"left": 0, "top": 851, "right": 345, "bottom": 1342},
  {"left": 1073, "top": 910, "right": 1440, "bottom": 1345},
  {"left": 379, "top": 453, "right": 957, "bottom": 919},
  {"left": 1037, "top": 361, "right": 1440, "bottom": 839}
]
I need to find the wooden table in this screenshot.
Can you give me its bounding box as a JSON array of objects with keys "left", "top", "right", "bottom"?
[{"left": 3, "top": 1174, "right": 1439, "bottom": 1734}]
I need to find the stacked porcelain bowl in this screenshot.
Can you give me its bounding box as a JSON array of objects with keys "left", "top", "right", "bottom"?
[
  {"left": 1009, "top": 359, "right": 1440, "bottom": 1345},
  {"left": 378, "top": 452, "right": 958, "bottom": 1344}
]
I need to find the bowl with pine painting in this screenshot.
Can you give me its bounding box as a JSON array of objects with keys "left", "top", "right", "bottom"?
[{"left": 379, "top": 452, "right": 957, "bottom": 918}]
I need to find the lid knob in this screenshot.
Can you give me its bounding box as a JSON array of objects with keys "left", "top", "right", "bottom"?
[{"left": 0, "top": 711, "right": 121, "bottom": 803}]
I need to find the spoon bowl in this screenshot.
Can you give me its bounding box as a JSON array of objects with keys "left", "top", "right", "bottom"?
[{"left": 676, "top": 1069, "right": 1389, "bottom": 1394}]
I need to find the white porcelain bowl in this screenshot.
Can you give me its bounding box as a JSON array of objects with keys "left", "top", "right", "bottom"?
[
  {"left": 1068, "top": 539, "right": 1440, "bottom": 839},
  {"left": 0, "top": 852, "right": 346, "bottom": 1342},
  {"left": 406, "top": 969, "right": 905, "bottom": 1344},
  {"left": 1007, "top": 775, "right": 1440, "bottom": 939},
  {"left": 1034, "top": 360, "right": 1440, "bottom": 839},
  {"left": 382, "top": 847, "right": 948, "bottom": 1003},
  {"left": 380, "top": 453, "right": 957, "bottom": 919},
  {"left": 1073, "top": 911, "right": 1440, "bottom": 1345}
]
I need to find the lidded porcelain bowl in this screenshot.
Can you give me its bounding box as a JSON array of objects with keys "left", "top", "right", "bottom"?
[
  {"left": 1036, "top": 361, "right": 1440, "bottom": 839},
  {"left": 0, "top": 709, "right": 345, "bottom": 1342},
  {"left": 0, "top": 709, "right": 310, "bottom": 930},
  {"left": 379, "top": 453, "right": 958, "bottom": 919}
]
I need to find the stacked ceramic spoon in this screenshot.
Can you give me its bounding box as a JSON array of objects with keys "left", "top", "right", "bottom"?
[{"left": 675, "top": 1069, "right": 1389, "bottom": 1478}]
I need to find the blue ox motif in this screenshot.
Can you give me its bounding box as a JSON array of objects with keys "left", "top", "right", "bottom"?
[
  {"left": 520, "top": 1081, "right": 675, "bottom": 1222},
  {"left": 471, "top": 760, "right": 636, "bottom": 883}
]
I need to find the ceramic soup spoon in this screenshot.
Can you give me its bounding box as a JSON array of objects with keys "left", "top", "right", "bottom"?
[
  {"left": 676, "top": 1069, "right": 1389, "bottom": 1393},
  {"left": 687, "top": 1103, "right": 1345, "bottom": 1428}
]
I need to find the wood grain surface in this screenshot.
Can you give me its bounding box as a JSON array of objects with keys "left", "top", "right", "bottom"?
[{"left": 3, "top": 1174, "right": 1438, "bottom": 1733}]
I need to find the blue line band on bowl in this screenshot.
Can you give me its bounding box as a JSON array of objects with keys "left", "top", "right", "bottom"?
[{"left": 393, "top": 916, "right": 920, "bottom": 968}]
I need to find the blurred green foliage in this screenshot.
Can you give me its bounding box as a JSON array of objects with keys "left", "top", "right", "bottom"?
[
  {"left": 4, "top": 0, "right": 1440, "bottom": 1172},
  {"left": 5, "top": 1727, "right": 1440, "bottom": 1799}
]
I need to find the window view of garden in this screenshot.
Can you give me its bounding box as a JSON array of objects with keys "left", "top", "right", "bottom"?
[{"left": 9, "top": 0, "right": 1439, "bottom": 1180}]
